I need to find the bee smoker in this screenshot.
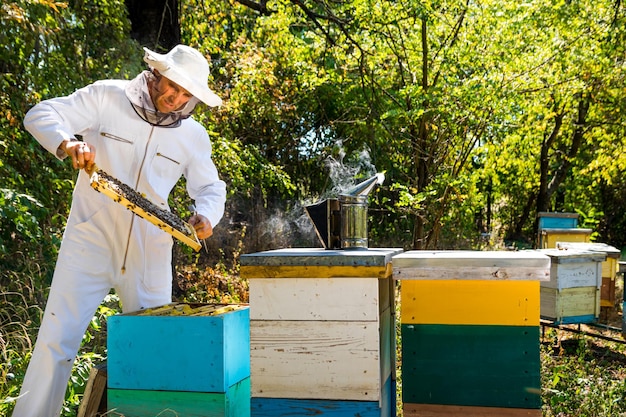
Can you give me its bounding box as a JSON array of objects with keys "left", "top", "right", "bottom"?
[{"left": 305, "top": 173, "right": 384, "bottom": 250}]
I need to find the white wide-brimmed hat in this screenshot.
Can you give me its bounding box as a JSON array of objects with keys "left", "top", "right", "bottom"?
[{"left": 143, "top": 45, "right": 222, "bottom": 107}]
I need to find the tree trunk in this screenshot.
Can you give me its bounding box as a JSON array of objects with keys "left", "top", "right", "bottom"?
[
  {"left": 529, "top": 92, "right": 589, "bottom": 244},
  {"left": 412, "top": 16, "right": 430, "bottom": 250},
  {"left": 535, "top": 111, "right": 563, "bottom": 215},
  {"left": 125, "top": 0, "right": 180, "bottom": 51}
]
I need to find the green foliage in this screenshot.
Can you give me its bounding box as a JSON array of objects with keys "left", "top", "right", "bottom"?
[
  {"left": 541, "top": 330, "right": 626, "bottom": 417},
  {"left": 0, "top": 189, "right": 45, "bottom": 255},
  {"left": 3, "top": 0, "right": 626, "bottom": 413},
  {"left": 1, "top": 0, "right": 143, "bottom": 267},
  {"left": 177, "top": 0, "right": 626, "bottom": 249}
]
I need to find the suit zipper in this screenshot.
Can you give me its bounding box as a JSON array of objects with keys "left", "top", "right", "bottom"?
[
  {"left": 121, "top": 126, "right": 155, "bottom": 274},
  {"left": 156, "top": 152, "right": 180, "bottom": 165},
  {"left": 101, "top": 132, "right": 133, "bottom": 143}
]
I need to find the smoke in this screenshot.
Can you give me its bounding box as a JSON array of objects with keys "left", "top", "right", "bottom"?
[
  {"left": 256, "top": 203, "right": 320, "bottom": 250},
  {"left": 323, "top": 140, "right": 378, "bottom": 198},
  {"left": 255, "top": 140, "right": 379, "bottom": 249}
]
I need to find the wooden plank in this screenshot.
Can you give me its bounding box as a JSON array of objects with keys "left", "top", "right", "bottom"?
[
  {"left": 251, "top": 398, "right": 384, "bottom": 417},
  {"left": 556, "top": 314, "right": 598, "bottom": 325},
  {"left": 108, "top": 377, "right": 250, "bottom": 417},
  {"left": 249, "top": 278, "right": 381, "bottom": 321},
  {"left": 600, "top": 276, "right": 616, "bottom": 306},
  {"left": 401, "top": 324, "right": 541, "bottom": 409},
  {"left": 251, "top": 376, "right": 395, "bottom": 417},
  {"left": 392, "top": 250, "right": 551, "bottom": 271},
  {"left": 400, "top": 280, "right": 539, "bottom": 326},
  {"left": 540, "top": 286, "right": 599, "bottom": 323},
  {"left": 539, "top": 286, "right": 558, "bottom": 319},
  {"left": 541, "top": 257, "right": 603, "bottom": 290},
  {"left": 241, "top": 264, "right": 392, "bottom": 279},
  {"left": 240, "top": 248, "right": 403, "bottom": 266},
  {"left": 379, "top": 275, "right": 395, "bottom": 315},
  {"left": 380, "top": 277, "right": 397, "bottom": 382},
  {"left": 250, "top": 316, "right": 391, "bottom": 401},
  {"left": 107, "top": 305, "right": 250, "bottom": 392},
  {"left": 394, "top": 266, "right": 549, "bottom": 281},
  {"left": 77, "top": 363, "right": 107, "bottom": 417},
  {"left": 556, "top": 241, "right": 621, "bottom": 259},
  {"left": 403, "top": 403, "right": 541, "bottom": 416},
  {"left": 540, "top": 248, "right": 606, "bottom": 264},
  {"left": 603, "top": 256, "right": 618, "bottom": 278},
  {"left": 380, "top": 307, "right": 394, "bottom": 385}
]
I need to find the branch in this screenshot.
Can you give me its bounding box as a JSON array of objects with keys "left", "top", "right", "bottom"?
[
  {"left": 289, "top": 0, "right": 336, "bottom": 45},
  {"left": 287, "top": 0, "right": 361, "bottom": 49},
  {"left": 431, "top": 0, "right": 469, "bottom": 88},
  {"left": 233, "top": 0, "right": 275, "bottom": 16},
  {"left": 546, "top": 92, "right": 590, "bottom": 194}
]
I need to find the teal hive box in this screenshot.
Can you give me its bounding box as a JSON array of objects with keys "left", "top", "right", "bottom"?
[
  {"left": 107, "top": 303, "right": 250, "bottom": 393},
  {"left": 108, "top": 377, "right": 251, "bottom": 417},
  {"left": 537, "top": 212, "right": 579, "bottom": 229}
]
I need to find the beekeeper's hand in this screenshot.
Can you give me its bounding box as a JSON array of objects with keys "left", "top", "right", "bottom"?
[
  {"left": 189, "top": 214, "right": 213, "bottom": 240},
  {"left": 60, "top": 139, "right": 96, "bottom": 171}
]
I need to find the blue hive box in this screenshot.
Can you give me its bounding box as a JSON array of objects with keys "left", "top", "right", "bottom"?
[
  {"left": 537, "top": 212, "right": 579, "bottom": 229},
  {"left": 107, "top": 303, "right": 250, "bottom": 393}
]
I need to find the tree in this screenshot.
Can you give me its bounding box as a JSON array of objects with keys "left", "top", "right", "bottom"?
[
  {"left": 483, "top": 1, "right": 626, "bottom": 245},
  {"left": 206, "top": 0, "right": 626, "bottom": 250},
  {"left": 125, "top": 0, "right": 180, "bottom": 50}
]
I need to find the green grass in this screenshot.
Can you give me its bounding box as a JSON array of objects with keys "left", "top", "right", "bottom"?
[{"left": 541, "top": 326, "right": 626, "bottom": 417}]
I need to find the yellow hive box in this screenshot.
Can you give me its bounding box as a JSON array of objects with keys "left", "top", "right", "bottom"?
[
  {"left": 400, "top": 279, "right": 539, "bottom": 326},
  {"left": 540, "top": 228, "right": 592, "bottom": 249}
]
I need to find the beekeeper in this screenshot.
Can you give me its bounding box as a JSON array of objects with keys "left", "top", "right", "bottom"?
[{"left": 12, "top": 44, "right": 227, "bottom": 417}]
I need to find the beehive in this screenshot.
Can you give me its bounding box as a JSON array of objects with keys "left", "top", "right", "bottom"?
[
  {"left": 393, "top": 250, "right": 550, "bottom": 416},
  {"left": 539, "top": 228, "right": 592, "bottom": 249},
  {"left": 555, "top": 241, "right": 621, "bottom": 307},
  {"left": 108, "top": 378, "right": 250, "bottom": 417},
  {"left": 538, "top": 212, "right": 579, "bottom": 229},
  {"left": 241, "top": 248, "right": 402, "bottom": 417},
  {"left": 107, "top": 303, "right": 250, "bottom": 416},
  {"left": 539, "top": 249, "right": 605, "bottom": 324}
]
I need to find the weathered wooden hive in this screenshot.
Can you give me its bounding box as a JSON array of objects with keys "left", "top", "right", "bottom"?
[
  {"left": 241, "top": 247, "right": 402, "bottom": 417},
  {"left": 539, "top": 248, "right": 606, "bottom": 325},
  {"left": 555, "top": 241, "right": 621, "bottom": 308}
]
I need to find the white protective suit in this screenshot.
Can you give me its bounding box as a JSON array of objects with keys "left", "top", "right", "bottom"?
[{"left": 12, "top": 76, "right": 226, "bottom": 417}]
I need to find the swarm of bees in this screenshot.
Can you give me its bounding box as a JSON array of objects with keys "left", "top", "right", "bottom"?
[{"left": 88, "top": 167, "right": 201, "bottom": 251}]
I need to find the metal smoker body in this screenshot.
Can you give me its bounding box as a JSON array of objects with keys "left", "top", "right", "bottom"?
[{"left": 305, "top": 173, "right": 384, "bottom": 250}]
